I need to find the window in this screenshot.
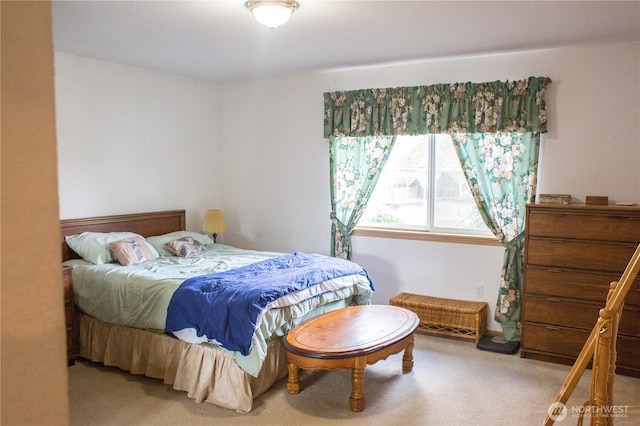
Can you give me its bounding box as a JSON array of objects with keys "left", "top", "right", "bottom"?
[{"left": 358, "top": 134, "right": 491, "bottom": 236}]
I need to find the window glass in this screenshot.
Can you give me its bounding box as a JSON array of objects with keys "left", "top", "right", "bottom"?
[{"left": 359, "top": 134, "right": 490, "bottom": 235}]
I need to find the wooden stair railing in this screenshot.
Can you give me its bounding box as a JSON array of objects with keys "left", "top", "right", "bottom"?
[
  {"left": 575, "top": 282, "right": 624, "bottom": 426},
  {"left": 544, "top": 243, "right": 640, "bottom": 426}
]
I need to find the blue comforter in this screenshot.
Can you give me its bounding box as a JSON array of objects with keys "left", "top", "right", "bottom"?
[{"left": 165, "top": 251, "right": 373, "bottom": 355}]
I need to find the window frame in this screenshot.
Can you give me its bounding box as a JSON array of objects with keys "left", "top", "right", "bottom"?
[
  {"left": 352, "top": 226, "right": 501, "bottom": 246},
  {"left": 354, "top": 134, "right": 499, "bottom": 246}
]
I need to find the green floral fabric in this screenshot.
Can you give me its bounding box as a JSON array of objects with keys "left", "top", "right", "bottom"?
[
  {"left": 330, "top": 136, "right": 396, "bottom": 259},
  {"left": 324, "top": 77, "right": 550, "bottom": 138},
  {"left": 451, "top": 132, "right": 540, "bottom": 341}
]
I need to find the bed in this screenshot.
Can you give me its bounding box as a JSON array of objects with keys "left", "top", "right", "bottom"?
[{"left": 61, "top": 210, "right": 374, "bottom": 412}]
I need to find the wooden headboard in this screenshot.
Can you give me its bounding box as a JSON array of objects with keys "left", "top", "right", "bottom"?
[{"left": 60, "top": 210, "right": 186, "bottom": 261}]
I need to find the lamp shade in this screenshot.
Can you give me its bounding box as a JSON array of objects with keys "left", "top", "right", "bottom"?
[
  {"left": 246, "top": 1, "right": 297, "bottom": 29},
  {"left": 202, "top": 210, "right": 227, "bottom": 234}
]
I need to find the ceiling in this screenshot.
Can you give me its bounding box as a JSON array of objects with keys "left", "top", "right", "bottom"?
[{"left": 52, "top": 1, "right": 640, "bottom": 82}]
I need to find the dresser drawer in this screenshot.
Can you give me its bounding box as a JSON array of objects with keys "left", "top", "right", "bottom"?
[
  {"left": 62, "top": 266, "right": 77, "bottom": 365},
  {"left": 523, "top": 322, "right": 590, "bottom": 357},
  {"left": 523, "top": 323, "right": 640, "bottom": 371},
  {"left": 617, "top": 335, "right": 640, "bottom": 369},
  {"left": 527, "top": 210, "right": 640, "bottom": 243},
  {"left": 620, "top": 305, "right": 640, "bottom": 336},
  {"left": 63, "top": 268, "right": 72, "bottom": 303},
  {"left": 524, "top": 266, "right": 640, "bottom": 306},
  {"left": 65, "top": 304, "right": 73, "bottom": 326},
  {"left": 527, "top": 238, "right": 637, "bottom": 273},
  {"left": 523, "top": 295, "right": 640, "bottom": 336}
]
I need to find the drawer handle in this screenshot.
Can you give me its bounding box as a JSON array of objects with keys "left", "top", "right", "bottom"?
[
  {"left": 546, "top": 298, "right": 562, "bottom": 302},
  {"left": 546, "top": 269, "right": 563, "bottom": 273},
  {"left": 545, "top": 326, "right": 561, "bottom": 330},
  {"left": 623, "top": 305, "right": 640, "bottom": 312}
]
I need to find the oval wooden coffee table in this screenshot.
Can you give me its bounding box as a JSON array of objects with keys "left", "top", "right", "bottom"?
[{"left": 283, "top": 304, "right": 419, "bottom": 412}]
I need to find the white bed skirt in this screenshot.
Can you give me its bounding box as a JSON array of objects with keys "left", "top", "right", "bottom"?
[{"left": 78, "top": 314, "right": 288, "bottom": 412}]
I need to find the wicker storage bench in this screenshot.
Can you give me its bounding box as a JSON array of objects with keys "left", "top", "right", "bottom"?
[{"left": 389, "top": 293, "right": 487, "bottom": 343}]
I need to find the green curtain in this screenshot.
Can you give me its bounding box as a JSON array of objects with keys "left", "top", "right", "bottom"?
[
  {"left": 451, "top": 132, "right": 540, "bottom": 341},
  {"left": 324, "top": 77, "right": 550, "bottom": 137},
  {"left": 330, "top": 136, "right": 396, "bottom": 260}
]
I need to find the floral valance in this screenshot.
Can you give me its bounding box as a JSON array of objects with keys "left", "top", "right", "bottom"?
[{"left": 323, "top": 77, "right": 551, "bottom": 138}]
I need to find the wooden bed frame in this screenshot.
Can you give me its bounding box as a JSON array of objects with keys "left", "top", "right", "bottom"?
[
  {"left": 61, "top": 209, "right": 186, "bottom": 261},
  {"left": 60, "top": 209, "right": 287, "bottom": 412}
]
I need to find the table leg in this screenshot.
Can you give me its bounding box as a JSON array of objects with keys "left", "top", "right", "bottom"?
[
  {"left": 287, "top": 362, "right": 300, "bottom": 394},
  {"left": 349, "top": 356, "right": 366, "bottom": 412},
  {"left": 402, "top": 334, "right": 415, "bottom": 372}
]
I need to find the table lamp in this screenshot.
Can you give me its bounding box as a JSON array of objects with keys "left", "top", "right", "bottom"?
[{"left": 202, "top": 209, "right": 226, "bottom": 243}]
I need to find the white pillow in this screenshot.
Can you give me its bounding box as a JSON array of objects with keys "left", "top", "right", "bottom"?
[
  {"left": 65, "top": 232, "right": 160, "bottom": 264},
  {"left": 146, "top": 231, "right": 213, "bottom": 256}
]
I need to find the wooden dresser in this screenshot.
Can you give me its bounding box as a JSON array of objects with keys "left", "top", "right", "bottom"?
[
  {"left": 63, "top": 266, "right": 78, "bottom": 365},
  {"left": 521, "top": 204, "right": 640, "bottom": 377}
]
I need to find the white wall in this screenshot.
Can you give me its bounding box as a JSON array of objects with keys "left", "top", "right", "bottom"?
[
  {"left": 55, "top": 53, "right": 223, "bottom": 228},
  {"left": 56, "top": 41, "right": 640, "bottom": 332}
]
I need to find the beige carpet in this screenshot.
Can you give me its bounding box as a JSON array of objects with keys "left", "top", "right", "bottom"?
[{"left": 68, "top": 334, "right": 640, "bottom": 426}]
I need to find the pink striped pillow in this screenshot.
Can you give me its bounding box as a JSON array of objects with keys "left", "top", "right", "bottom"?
[{"left": 108, "top": 236, "right": 157, "bottom": 266}]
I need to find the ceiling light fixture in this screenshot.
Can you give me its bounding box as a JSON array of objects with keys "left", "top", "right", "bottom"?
[{"left": 246, "top": 1, "right": 298, "bottom": 29}]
